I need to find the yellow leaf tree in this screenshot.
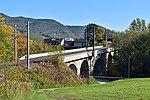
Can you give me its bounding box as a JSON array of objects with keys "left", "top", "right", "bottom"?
[{"left": 0, "top": 16, "right": 27, "bottom": 62}]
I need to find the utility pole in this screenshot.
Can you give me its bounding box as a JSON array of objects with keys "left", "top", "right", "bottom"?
[
  {"left": 27, "top": 21, "right": 30, "bottom": 69},
  {"left": 14, "top": 24, "right": 17, "bottom": 62},
  {"left": 84, "top": 28, "right": 88, "bottom": 49},
  {"left": 91, "top": 27, "right": 96, "bottom": 77},
  {"left": 128, "top": 56, "right": 131, "bottom": 78},
  {"left": 105, "top": 28, "right": 107, "bottom": 47},
  {"left": 92, "top": 27, "right": 95, "bottom": 57}
]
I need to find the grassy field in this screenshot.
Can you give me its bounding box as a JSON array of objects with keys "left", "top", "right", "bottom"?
[{"left": 27, "top": 78, "right": 150, "bottom": 100}]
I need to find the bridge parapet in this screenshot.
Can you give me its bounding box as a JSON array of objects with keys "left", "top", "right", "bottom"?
[{"left": 19, "top": 46, "right": 104, "bottom": 62}]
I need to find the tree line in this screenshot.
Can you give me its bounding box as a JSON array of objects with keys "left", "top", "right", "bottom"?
[{"left": 108, "top": 18, "right": 150, "bottom": 78}]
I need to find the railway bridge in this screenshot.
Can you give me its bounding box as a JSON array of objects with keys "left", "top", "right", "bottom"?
[{"left": 19, "top": 46, "right": 114, "bottom": 77}]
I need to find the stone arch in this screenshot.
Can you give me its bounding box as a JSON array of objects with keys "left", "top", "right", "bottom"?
[
  {"left": 93, "top": 58, "right": 105, "bottom": 76},
  {"left": 80, "top": 60, "right": 89, "bottom": 78},
  {"left": 69, "top": 64, "right": 77, "bottom": 74}
]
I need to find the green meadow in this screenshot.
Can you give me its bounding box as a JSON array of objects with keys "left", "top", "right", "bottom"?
[{"left": 28, "top": 78, "right": 150, "bottom": 100}]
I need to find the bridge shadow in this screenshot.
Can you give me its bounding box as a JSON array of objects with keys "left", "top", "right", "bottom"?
[
  {"left": 93, "top": 58, "right": 105, "bottom": 76},
  {"left": 80, "top": 60, "right": 89, "bottom": 78},
  {"left": 69, "top": 64, "right": 77, "bottom": 74}
]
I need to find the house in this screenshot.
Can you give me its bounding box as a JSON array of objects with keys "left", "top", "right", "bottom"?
[
  {"left": 44, "top": 38, "right": 64, "bottom": 46},
  {"left": 73, "top": 38, "right": 86, "bottom": 47},
  {"left": 44, "top": 38, "right": 86, "bottom": 48}
]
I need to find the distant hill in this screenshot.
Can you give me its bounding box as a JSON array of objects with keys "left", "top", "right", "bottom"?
[
  {"left": 66, "top": 26, "right": 86, "bottom": 38},
  {"left": 0, "top": 13, "right": 114, "bottom": 40}
]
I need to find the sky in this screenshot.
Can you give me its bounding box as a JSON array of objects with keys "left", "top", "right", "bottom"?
[{"left": 0, "top": 0, "right": 150, "bottom": 31}]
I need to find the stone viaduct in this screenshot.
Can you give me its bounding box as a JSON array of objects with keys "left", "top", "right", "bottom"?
[{"left": 19, "top": 46, "right": 114, "bottom": 77}]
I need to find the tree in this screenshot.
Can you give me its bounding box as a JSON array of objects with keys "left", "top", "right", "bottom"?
[
  {"left": 0, "top": 16, "right": 13, "bottom": 62},
  {"left": 85, "top": 23, "right": 105, "bottom": 46},
  {"left": 147, "top": 23, "right": 150, "bottom": 32},
  {"left": 131, "top": 31, "right": 150, "bottom": 77},
  {"left": 95, "top": 27, "right": 105, "bottom": 45},
  {"left": 129, "top": 18, "right": 146, "bottom": 32},
  {"left": 0, "top": 16, "right": 28, "bottom": 62},
  {"left": 110, "top": 18, "right": 150, "bottom": 77}
]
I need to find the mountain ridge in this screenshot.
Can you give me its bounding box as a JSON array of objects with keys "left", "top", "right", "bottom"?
[{"left": 0, "top": 13, "right": 113, "bottom": 40}]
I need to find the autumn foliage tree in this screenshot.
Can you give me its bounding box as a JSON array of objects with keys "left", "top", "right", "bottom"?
[
  {"left": 0, "top": 16, "right": 27, "bottom": 62},
  {"left": 0, "top": 16, "right": 13, "bottom": 62}
]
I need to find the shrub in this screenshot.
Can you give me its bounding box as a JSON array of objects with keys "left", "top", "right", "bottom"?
[{"left": 0, "top": 62, "right": 95, "bottom": 99}]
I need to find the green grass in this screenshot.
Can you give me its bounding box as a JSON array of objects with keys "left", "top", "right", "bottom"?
[{"left": 27, "top": 78, "right": 150, "bottom": 100}]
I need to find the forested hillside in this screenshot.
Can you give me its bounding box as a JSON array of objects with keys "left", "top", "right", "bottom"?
[
  {"left": 66, "top": 26, "right": 85, "bottom": 38},
  {"left": 0, "top": 13, "right": 114, "bottom": 40},
  {"left": 0, "top": 13, "right": 82, "bottom": 39}
]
